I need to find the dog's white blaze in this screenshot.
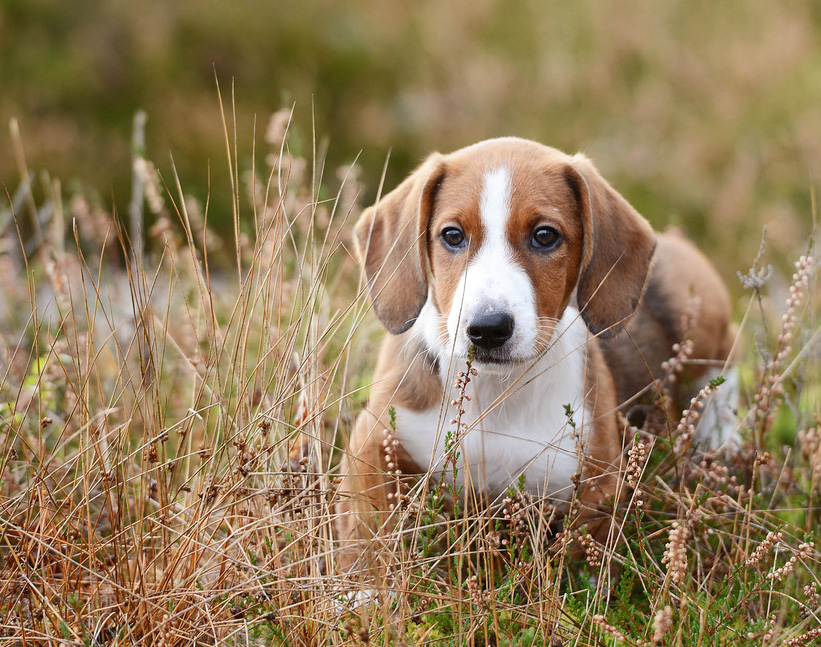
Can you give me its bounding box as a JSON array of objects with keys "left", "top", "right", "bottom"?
[
  {"left": 480, "top": 165, "right": 511, "bottom": 237},
  {"left": 401, "top": 306, "right": 588, "bottom": 502},
  {"left": 445, "top": 166, "right": 539, "bottom": 361}
]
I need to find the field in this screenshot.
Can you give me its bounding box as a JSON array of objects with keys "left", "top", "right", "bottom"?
[
  {"left": 0, "top": 110, "right": 818, "bottom": 645},
  {"left": 1, "top": 2, "right": 820, "bottom": 645}
]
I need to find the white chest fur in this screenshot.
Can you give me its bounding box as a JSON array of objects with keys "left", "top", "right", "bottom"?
[{"left": 396, "top": 307, "right": 591, "bottom": 503}]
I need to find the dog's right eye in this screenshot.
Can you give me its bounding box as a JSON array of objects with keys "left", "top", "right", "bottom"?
[{"left": 440, "top": 226, "right": 466, "bottom": 250}]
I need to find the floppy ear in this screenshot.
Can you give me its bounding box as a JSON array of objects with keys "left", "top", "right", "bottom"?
[
  {"left": 354, "top": 154, "right": 446, "bottom": 334},
  {"left": 566, "top": 154, "right": 656, "bottom": 338}
]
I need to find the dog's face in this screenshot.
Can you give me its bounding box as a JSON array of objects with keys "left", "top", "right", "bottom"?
[
  {"left": 425, "top": 153, "right": 586, "bottom": 365},
  {"left": 355, "top": 138, "right": 656, "bottom": 368}
]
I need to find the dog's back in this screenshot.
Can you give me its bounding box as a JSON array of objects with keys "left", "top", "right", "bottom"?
[{"left": 602, "top": 230, "right": 737, "bottom": 437}]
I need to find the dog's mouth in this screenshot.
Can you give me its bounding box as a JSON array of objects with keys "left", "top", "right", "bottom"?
[
  {"left": 439, "top": 328, "right": 552, "bottom": 370},
  {"left": 470, "top": 347, "right": 544, "bottom": 370},
  {"left": 472, "top": 347, "right": 515, "bottom": 365}
]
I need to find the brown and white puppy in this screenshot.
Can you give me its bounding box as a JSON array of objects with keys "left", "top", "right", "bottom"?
[{"left": 335, "top": 137, "right": 736, "bottom": 570}]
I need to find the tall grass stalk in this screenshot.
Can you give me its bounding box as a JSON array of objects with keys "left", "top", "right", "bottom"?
[{"left": 0, "top": 110, "right": 818, "bottom": 645}]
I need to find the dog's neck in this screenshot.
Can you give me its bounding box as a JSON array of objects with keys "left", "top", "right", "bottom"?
[{"left": 397, "top": 300, "right": 592, "bottom": 500}]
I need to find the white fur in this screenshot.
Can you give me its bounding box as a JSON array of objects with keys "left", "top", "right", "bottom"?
[
  {"left": 442, "top": 166, "right": 541, "bottom": 364},
  {"left": 403, "top": 305, "right": 590, "bottom": 503},
  {"left": 402, "top": 166, "right": 591, "bottom": 503},
  {"left": 697, "top": 366, "right": 740, "bottom": 450}
]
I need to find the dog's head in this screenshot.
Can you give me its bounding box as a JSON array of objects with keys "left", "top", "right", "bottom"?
[{"left": 354, "top": 137, "right": 656, "bottom": 368}]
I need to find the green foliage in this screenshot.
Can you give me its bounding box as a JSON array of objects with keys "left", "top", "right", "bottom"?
[
  {"left": 2, "top": 1, "right": 819, "bottom": 277},
  {"left": 0, "top": 49, "right": 818, "bottom": 643},
  {"left": 708, "top": 374, "right": 727, "bottom": 389}
]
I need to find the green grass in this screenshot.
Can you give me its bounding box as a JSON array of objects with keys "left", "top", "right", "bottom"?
[
  {"left": 0, "top": 106, "right": 819, "bottom": 646},
  {"left": 2, "top": 1, "right": 820, "bottom": 278}
]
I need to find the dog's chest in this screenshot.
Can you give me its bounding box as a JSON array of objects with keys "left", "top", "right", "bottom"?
[{"left": 394, "top": 345, "right": 589, "bottom": 503}]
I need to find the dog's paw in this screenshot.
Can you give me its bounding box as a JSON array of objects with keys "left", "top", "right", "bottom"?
[{"left": 332, "top": 587, "right": 386, "bottom": 614}]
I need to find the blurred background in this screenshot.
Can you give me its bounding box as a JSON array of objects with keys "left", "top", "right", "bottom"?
[{"left": 1, "top": 0, "right": 819, "bottom": 279}]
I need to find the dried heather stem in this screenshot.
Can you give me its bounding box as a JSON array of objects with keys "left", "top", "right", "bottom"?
[
  {"left": 762, "top": 614, "right": 777, "bottom": 643},
  {"left": 580, "top": 533, "right": 602, "bottom": 568},
  {"left": 591, "top": 615, "right": 640, "bottom": 644},
  {"left": 803, "top": 582, "right": 820, "bottom": 613},
  {"left": 502, "top": 490, "right": 533, "bottom": 546},
  {"left": 798, "top": 423, "right": 821, "bottom": 493},
  {"left": 784, "top": 627, "right": 821, "bottom": 647},
  {"left": 448, "top": 348, "right": 477, "bottom": 451},
  {"left": 662, "top": 520, "right": 690, "bottom": 584},
  {"left": 383, "top": 424, "right": 407, "bottom": 511},
  {"left": 651, "top": 605, "right": 673, "bottom": 645},
  {"left": 466, "top": 575, "right": 491, "bottom": 611},
  {"left": 673, "top": 379, "right": 723, "bottom": 452},
  {"left": 767, "top": 542, "right": 814, "bottom": 581},
  {"left": 626, "top": 436, "right": 648, "bottom": 489},
  {"left": 746, "top": 530, "right": 783, "bottom": 566},
  {"left": 751, "top": 254, "right": 814, "bottom": 437}
]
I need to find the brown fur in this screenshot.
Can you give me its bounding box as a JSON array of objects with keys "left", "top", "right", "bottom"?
[
  {"left": 329, "top": 138, "right": 733, "bottom": 578},
  {"left": 602, "top": 231, "right": 735, "bottom": 406},
  {"left": 354, "top": 154, "right": 445, "bottom": 334}
]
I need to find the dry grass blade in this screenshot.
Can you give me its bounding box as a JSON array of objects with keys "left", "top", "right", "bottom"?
[{"left": 0, "top": 109, "right": 819, "bottom": 646}]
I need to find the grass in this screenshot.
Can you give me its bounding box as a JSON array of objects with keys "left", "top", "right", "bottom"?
[
  {"left": 0, "top": 108, "right": 819, "bottom": 646},
  {"left": 3, "top": 1, "right": 820, "bottom": 278}
]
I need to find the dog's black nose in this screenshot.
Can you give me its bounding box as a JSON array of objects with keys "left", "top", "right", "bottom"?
[{"left": 467, "top": 312, "right": 515, "bottom": 350}]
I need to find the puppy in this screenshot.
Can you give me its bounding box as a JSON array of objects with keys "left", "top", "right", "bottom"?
[{"left": 334, "top": 137, "right": 736, "bottom": 573}]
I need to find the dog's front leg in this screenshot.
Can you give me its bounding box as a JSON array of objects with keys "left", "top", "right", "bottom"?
[
  {"left": 334, "top": 411, "right": 398, "bottom": 587},
  {"left": 571, "top": 447, "right": 627, "bottom": 591}
]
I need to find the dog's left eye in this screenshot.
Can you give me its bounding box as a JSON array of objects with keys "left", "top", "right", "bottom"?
[
  {"left": 440, "top": 226, "right": 467, "bottom": 250},
  {"left": 531, "top": 226, "right": 562, "bottom": 250}
]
